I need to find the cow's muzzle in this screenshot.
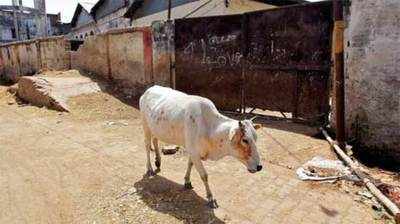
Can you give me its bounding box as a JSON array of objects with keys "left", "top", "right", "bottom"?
[
  {"left": 248, "top": 165, "right": 262, "bottom": 173},
  {"left": 257, "top": 165, "right": 263, "bottom": 171}
]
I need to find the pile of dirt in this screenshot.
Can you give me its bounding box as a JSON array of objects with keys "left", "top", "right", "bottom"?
[{"left": 14, "top": 70, "right": 104, "bottom": 112}]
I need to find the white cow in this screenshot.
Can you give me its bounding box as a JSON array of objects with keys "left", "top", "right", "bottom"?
[{"left": 139, "top": 85, "right": 262, "bottom": 208}]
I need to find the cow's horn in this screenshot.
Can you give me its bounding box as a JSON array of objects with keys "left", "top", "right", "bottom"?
[{"left": 250, "top": 116, "right": 258, "bottom": 121}]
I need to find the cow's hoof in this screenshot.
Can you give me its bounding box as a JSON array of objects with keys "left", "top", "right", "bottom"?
[
  {"left": 207, "top": 199, "right": 219, "bottom": 209},
  {"left": 184, "top": 182, "right": 193, "bottom": 190},
  {"left": 155, "top": 167, "right": 161, "bottom": 173}
]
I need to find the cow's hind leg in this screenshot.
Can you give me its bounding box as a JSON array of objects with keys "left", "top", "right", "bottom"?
[
  {"left": 184, "top": 157, "right": 193, "bottom": 189},
  {"left": 192, "top": 157, "right": 218, "bottom": 208},
  {"left": 143, "top": 125, "right": 155, "bottom": 176},
  {"left": 153, "top": 137, "right": 161, "bottom": 173}
]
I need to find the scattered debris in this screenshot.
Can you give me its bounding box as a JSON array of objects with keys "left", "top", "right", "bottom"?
[
  {"left": 268, "top": 160, "right": 295, "bottom": 170},
  {"left": 358, "top": 190, "right": 374, "bottom": 199},
  {"left": 106, "top": 121, "right": 128, "bottom": 126},
  {"left": 378, "top": 184, "right": 400, "bottom": 207},
  {"left": 372, "top": 202, "right": 383, "bottom": 211},
  {"left": 296, "top": 156, "right": 359, "bottom": 182},
  {"left": 345, "top": 144, "right": 354, "bottom": 156}
]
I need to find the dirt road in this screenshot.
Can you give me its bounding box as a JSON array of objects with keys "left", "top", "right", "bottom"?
[{"left": 0, "top": 85, "right": 387, "bottom": 223}]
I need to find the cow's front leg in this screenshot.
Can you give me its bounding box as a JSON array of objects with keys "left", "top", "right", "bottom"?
[
  {"left": 184, "top": 158, "right": 193, "bottom": 189},
  {"left": 144, "top": 127, "right": 155, "bottom": 176},
  {"left": 192, "top": 158, "right": 218, "bottom": 208}
]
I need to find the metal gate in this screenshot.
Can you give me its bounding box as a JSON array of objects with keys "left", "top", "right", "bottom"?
[{"left": 175, "top": 2, "right": 333, "bottom": 122}]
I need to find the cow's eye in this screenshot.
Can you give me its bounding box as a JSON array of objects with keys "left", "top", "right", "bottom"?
[{"left": 242, "top": 139, "right": 249, "bottom": 144}]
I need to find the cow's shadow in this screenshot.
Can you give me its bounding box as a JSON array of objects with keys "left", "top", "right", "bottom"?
[{"left": 134, "top": 175, "right": 225, "bottom": 224}]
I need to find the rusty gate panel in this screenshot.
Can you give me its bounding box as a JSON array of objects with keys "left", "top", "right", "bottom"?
[
  {"left": 245, "top": 70, "right": 298, "bottom": 112},
  {"left": 175, "top": 15, "right": 243, "bottom": 110},
  {"left": 296, "top": 71, "right": 330, "bottom": 120},
  {"left": 244, "top": 2, "right": 332, "bottom": 121}
]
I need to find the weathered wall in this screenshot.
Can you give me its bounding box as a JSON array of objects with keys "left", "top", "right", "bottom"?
[
  {"left": 0, "top": 23, "right": 173, "bottom": 95},
  {"left": 40, "top": 38, "right": 71, "bottom": 71},
  {"left": 345, "top": 0, "right": 400, "bottom": 161},
  {"left": 108, "top": 31, "right": 146, "bottom": 88},
  {"left": 0, "top": 36, "right": 71, "bottom": 82},
  {"left": 71, "top": 27, "right": 160, "bottom": 96},
  {"left": 17, "top": 41, "right": 39, "bottom": 76},
  {"left": 151, "top": 21, "right": 174, "bottom": 87},
  {"left": 71, "top": 35, "right": 109, "bottom": 80}
]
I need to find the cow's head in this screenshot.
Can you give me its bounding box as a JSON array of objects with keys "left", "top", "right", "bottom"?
[{"left": 229, "top": 119, "right": 262, "bottom": 173}]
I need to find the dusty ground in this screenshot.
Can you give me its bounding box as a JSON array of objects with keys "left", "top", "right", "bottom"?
[{"left": 0, "top": 80, "right": 395, "bottom": 224}]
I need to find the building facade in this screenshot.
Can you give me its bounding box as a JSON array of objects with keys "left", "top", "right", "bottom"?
[
  {"left": 91, "top": 0, "right": 132, "bottom": 33},
  {"left": 47, "top": 13, "right": 71, "bottom": 36},
  {"left": 70, "top": 0, "right": 133, "bottom": 40},
  {"left": 124, "top": 0, "right": 304, "bottom": 27},
  {"left": 0, "top": 0, "right": 70, "bottom": 44},
  {"left": 69, "top": 3, "right": 97, "bottom": 40}
]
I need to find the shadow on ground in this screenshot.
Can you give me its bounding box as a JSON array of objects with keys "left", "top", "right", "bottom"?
[{"left": 134, "top": 175, "right": 225, "bottom": 224}]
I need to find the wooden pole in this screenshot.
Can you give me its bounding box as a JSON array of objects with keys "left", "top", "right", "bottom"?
[
  {"left": 321, "top": 128, "right": 400, "bottom": 222},
  {"left": 168, "top": 0, "right": 172, "bottom": 21},
  {"left": 333, "top": 0, "right": 346, "bottom": 149}
]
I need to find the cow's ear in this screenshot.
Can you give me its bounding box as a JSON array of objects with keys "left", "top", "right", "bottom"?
[{"left": 253, "top": 124, "right": 262, "bottom": 130}]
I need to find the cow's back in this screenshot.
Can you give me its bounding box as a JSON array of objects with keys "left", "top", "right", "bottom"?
[
  {"left": 140, "top": 85, "right": 224, "bottom": 147},
  {"left": 140, "top": 86, "right": 190, "bottom": 145}
]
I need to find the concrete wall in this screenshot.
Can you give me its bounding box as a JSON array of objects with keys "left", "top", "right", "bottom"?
[
  {"left": 71, "top": 27, "right": 162, "bottom": 96},
  {"left": 0, "top": 36, "right": 71, "bottom": 82},
  {"left": 151, "top": 21, "right": 174, "bottom": 87},
  {"left": 71, "top": 35, "right": 109, "bottom": 80},
  {"left": 0, "top": 23, "right": 171, "bottom": 94},
  {"left": 345, "top": 0, "right": 400, "bottom": 161},
  {"left": 40, "top": 37, "right": 71, "bottom": 71},
  {"left": 108, "top": 31, "right": 146, "bottom": 88}
]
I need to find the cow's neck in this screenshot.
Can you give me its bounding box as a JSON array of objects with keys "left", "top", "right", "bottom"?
[{"left": 205, "top": 118, "right": 236, "bottom": 160}]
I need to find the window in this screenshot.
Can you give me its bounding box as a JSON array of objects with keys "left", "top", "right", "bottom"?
[
  {"left": 80, "top": 34, "right": 83, "bottom": 39},
  {"left": 90, "top": 31, "right": 94, "bottom": 36}
]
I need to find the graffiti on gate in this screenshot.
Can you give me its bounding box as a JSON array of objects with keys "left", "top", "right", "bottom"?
[{"left": 183, "top": 34, "right": 242, "bottom": 69}]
